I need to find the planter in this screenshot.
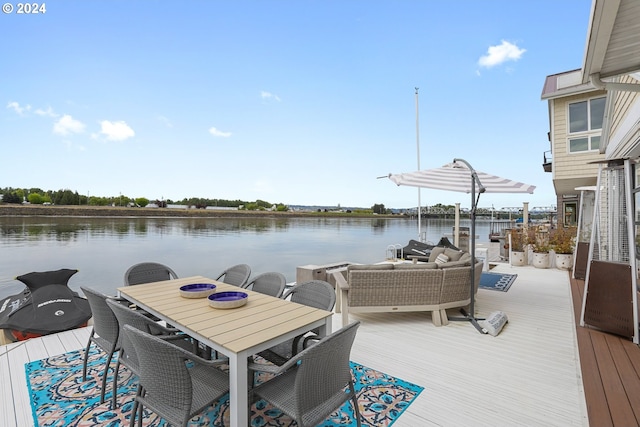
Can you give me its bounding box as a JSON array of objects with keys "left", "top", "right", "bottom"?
[
  {"left": 511, "top": 251, "right": 526, "bottom": 266},
  {"left": 532, "top": 252, "right": 550, "bottom": 269},
  {"left": 555, "top": 253, "right": 573, "bottom": 270}
]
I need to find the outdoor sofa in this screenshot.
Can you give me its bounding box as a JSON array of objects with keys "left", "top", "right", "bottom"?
[{"left": 332, "top": 247, "right": 483, "bottom": 327}]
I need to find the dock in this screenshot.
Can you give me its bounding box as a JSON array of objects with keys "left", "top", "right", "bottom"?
[{"left": 2, "top": 249, "right": 639, "bottom": 426}]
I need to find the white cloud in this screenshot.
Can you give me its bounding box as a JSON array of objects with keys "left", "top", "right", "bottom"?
[
  {"left": 53, "top": 114, "right": 86, "bottom": 135},
  {"left": 261, "top": 91, "right": 282, "bottom": 102},
  {"left": 35, "top": 106, "right": 58, "bottom": 118},
  {"left": 157, "top": 115, "right": 173, "bottom": 128},
  {"left": 209, "top": 127, "right": 232, "bottom": 137},
  {"left": 478, "top": 40, "right": 526, "bottom": 68},
  {"left": 7, "top": 101, "right": 31, "bottom": 115},
  {"left": 100, "top": 120, "right": 135, "bottom": 141}
]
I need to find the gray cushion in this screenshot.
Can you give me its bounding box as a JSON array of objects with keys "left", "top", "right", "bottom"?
[
  {"left": 444, "top": 248, "right": 464, "bottom": 261},
  {"left": 394, "top": 262, "right": 438, "bottom": 270},
  {"left": 438, "top": 259, "right": 472, "bottom": 269},
  {"left": 458, "top": 252, "right": 472, "bottom": 263},
  {"left": 348, "top": 264, "right": 394, "bottom": 271}
]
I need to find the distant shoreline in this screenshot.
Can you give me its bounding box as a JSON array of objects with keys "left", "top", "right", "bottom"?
[{"left": 0, "top": 204, "right": 399, "bottom": 219}]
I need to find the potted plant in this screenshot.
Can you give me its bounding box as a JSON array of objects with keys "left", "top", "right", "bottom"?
[
  {"left": 529, "top": 228, "right": 551, "bottom": 269},
  {"left": 550, "top": 226, "right": 577, "bottom": 270},
  {"left": 508, "top": 228, "right": 528, "bottom": 266}
]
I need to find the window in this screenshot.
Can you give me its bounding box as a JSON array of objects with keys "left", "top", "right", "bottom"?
[
  {"left": 563, "top": 202, "right": 577, "bottom": 226},
  {"left": 568, "top": 97, "right": 605, "bottom": 153}
]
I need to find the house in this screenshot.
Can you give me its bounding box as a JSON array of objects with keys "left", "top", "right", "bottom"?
[
  {"left": 542, "top": 0, "right": 640, "bottom": 231},
  {"left": 541, "top": 70, "right": 606, "bottom": 226},
  {"left": 581, "top": 0, "right": 640, "bottom": 159},
  {"left": 548, "top": 0, "right": 640, "bottom": 344}
]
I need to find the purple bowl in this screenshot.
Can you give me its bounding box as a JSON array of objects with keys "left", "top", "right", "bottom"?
[
  {"left": 179, "top": 283, "right": 217, "bottom": 298},
  {"left": 208, "top": 291, "right": 248, "bottom": 309}
]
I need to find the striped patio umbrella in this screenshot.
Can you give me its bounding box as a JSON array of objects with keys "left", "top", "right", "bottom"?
[
  {"left": 386, "top": 158, "right": 536, "bottom": 335},
  {"left": 387, "top": 161, "right": 536, "bottom": 194}
]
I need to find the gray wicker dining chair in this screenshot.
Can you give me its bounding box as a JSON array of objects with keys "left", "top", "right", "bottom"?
[
  {"left": 124, "top": 262, "right": 178, "bottom": 286},
  {"left": 80, "top": 286, "right": 122, "bottom": 405},
  {"left": 241, "top": 272, "right": 286, "bottom": 298},
  {"left": 258, "top": 280, "right": 336, "bottom": 365},
  {"left": 122, "top": 324, "right": 229, "bottom": 427},
  {"left": 249, "top": 320, "right": 362, "bottom": 427},
  {"left": 123, "top": 262, "right": 179, "bottom": 322},
  {"left": 215, "top": 263, "right": 251, "bottom": 287},
  {"left": 105, "top": 298, "right": 201, "bottom": 410}
]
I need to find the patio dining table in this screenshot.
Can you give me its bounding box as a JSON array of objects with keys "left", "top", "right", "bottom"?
[{"left": 117, "top": 275, "right": 333, "bottom": 427}]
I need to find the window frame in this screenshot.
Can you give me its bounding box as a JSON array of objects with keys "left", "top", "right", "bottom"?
[{"left": 566, "top": 96, "right": 605, "bottom": 154}]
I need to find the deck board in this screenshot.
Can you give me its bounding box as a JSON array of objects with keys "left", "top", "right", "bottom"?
[
  {"left": 570, "top": 275, "right": 640, "bottom": 427},
  {"left": 9, "top": 260, "right": 640, "bottom": 426}
]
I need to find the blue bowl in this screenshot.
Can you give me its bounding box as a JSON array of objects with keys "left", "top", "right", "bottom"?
[
  {"left": 179, "top": 283, "right": 217, "bottom": 298},
  {"left": 208, "top": 291, "right": 248, "bottom": 309}
]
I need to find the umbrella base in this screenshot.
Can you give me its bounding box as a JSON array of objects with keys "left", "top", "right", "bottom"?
[{"left": 448, "top": 308, "right": 488, "bottom": 334}]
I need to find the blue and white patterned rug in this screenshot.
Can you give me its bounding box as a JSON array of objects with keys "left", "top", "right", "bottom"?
[
  {"left": 25, "top": 347, "right": 423, "bottom": 426},
  {"left": 479, "top": 272, "right": 517, "bottom": 292}
]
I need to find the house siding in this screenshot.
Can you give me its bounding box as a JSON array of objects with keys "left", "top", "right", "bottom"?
[
  {"left": 607, "top": 75, "right": 640, "bottom": 158},
  {"left": 551, "top": 93, "right": 605, "bottom": 185}
]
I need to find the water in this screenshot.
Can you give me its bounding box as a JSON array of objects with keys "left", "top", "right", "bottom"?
[{"left": 0, "top": 216, "right": 492, "bottom": 299}]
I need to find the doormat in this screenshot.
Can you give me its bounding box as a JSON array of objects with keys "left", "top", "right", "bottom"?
[
  {"left": 479, "top": 272, "right": 517, "bottom": 292},
  {"left": 25, "top": 347, "right": 423, "bottom": 426}
]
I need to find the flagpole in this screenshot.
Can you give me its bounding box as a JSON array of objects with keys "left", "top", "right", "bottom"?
[{"left": 415, "top": 87, "right": 422, "bottom": 241}]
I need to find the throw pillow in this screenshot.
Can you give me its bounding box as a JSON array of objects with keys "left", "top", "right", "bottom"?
[
  {"left": 434, "top": 253, "right": 450, "bottom": 264},
  {"left": 428, "top": 247, "right": 446, "bottom": 263},
  {"left": 478, "top": 311, "right": 508, "bottom": 336}
]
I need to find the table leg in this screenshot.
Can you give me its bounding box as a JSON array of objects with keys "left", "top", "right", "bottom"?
[
  {"left": 229, "top": 352, "right": 249, "bottom": 427},
  {"left": 319, "top": 316, "right": 332, "bottom": 337}
]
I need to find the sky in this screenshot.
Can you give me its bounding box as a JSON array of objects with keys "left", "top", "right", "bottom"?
[{"left": 1, "top": 0, "right": 594, "bottom": 210}]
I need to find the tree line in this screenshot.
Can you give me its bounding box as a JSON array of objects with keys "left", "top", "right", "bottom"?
[{"left": 0, "top": 187, "right": 289, "bottom": 211}]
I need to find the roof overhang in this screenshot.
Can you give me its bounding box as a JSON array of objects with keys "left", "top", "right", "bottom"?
[
  {"left": 541, "top": 70, "right": 599, "bottom": 100},
  {"left": 582, "top": 0, "right": 640, "bottom": 84}
]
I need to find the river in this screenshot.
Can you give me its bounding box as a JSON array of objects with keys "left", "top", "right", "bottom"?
[{"left": 0, "top": 216, "right": 492, "bottom": 299}]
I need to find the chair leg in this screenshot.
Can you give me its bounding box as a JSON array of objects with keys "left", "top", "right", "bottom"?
[
  {"left": 291, "top": 334, "right": 304, "bottom": 357},
  {"left": 137, "top": 397, "right": 144, "bottom": 427},
  {"left": 81, "top": 335, "right": 93, "bottom": 381},
  {"left": 129, "top": 386, "right": 142, "bottom": 427},
  {"left": 349, "top": 382, "right": 361, "bottom": 427},
  {"left": 99, "top": 349, "right": 116, "bottom": 403},
  {"left": 111, "top": 359, "right": 121, "bottom": 410},
  {"left": 129, "top": 399, "right": 137, "bottom": 427}
]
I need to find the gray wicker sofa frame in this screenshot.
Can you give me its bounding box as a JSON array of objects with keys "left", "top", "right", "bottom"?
[{"left": 332, "top": 260, "right": 483, "bottom": 327}]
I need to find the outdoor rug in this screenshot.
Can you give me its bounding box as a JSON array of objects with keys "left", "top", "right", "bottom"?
[
  {"left": 25, "top": 347, "right": 423, "bottom": 426},
  {"left": 479, "top": 272, "right": 517, "bottom": 292}
]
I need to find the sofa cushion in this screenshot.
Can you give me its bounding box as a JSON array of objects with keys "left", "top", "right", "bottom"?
[
  {"left": 458, "top": 252, "right": 472, "bottom": 263},
  {"left": 440, "top": 258, "right": 482, "bottom": 269},
  {"left": 428, "top": 247, "right": 446, "bottom": 262},
  {"left": 394, "top": 262, "right": 438, "bottom": 270},
  {"left": 444, "top": 248, "right": 465, "bottom": 261},
  {"left": 348, "top": 264, "right": 394, "bottom": 271},
  {"left": 438, "top": 259, "right": 471, "bottom": 269}
]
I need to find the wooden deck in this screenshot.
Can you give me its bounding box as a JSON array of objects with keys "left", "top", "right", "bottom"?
[
  {"left": 570, "top": 276, "right": 640, "bottom": 427},
  {"left": 1, "top": 261, "right": 638, "bottom": 426}
]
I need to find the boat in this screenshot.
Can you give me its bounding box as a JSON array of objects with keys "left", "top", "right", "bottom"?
[
  {"left": 396, "top": 236, "right": 460, "bottom": 260},
  {"left": 0, "top": 269, "right": 92, "bottom": 344}
]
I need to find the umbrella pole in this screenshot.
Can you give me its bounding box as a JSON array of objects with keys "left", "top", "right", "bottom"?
[{"left": 449, "top": 158, "right": 487, "bottom": 334}]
